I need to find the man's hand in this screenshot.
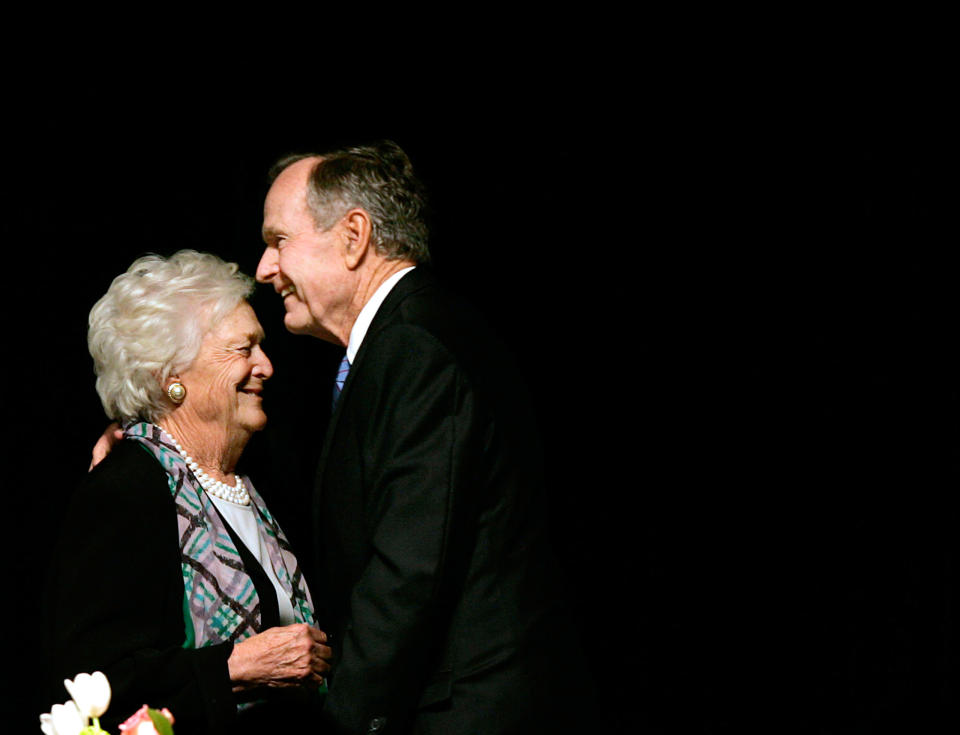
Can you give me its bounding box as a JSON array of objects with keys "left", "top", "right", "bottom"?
[
  {"left": 227, "top": 623, "right": 332, "bottom": 691},
  {"left": 89, "top": 422, "right": 123, "bottom": 470}
]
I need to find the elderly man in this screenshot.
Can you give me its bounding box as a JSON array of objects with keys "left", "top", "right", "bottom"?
[{"left": 257, "top": 141, "right": 585, "bottom": 735}]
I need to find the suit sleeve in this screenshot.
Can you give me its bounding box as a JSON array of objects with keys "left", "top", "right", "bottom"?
[
  {"left": 323, "top": 327, "right": 487, "bottom": 734},
  {"left": 43, "top": 443, "right": 237, "bottom": 733}
]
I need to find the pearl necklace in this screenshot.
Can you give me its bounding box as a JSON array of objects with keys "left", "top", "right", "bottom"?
[{"left": 155, "top": 426, "right": 251, "bottom": 506}]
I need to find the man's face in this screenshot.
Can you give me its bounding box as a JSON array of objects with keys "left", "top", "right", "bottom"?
[{"left": 257, "top": 157, "right": 351, "bottom": 344}]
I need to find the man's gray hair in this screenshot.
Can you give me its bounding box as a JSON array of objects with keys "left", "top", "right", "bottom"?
[
  {"left": 88, "top": 250, "right": 255, "bottom": 422},
  {"left": 271, "top": 140, "right": 431, "bottom": 264}
]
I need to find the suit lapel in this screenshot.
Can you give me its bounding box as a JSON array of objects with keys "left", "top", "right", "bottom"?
[
  {"left": 355, "top": 266, "right": 435, "bottom": 358},
  {"left": 315, "top": 267, "right": 436, "bottom": 486}
]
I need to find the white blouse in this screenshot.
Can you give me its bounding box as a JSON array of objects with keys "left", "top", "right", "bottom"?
[{"left": 208, "top": 495, "right": 296, "bottom": 625}]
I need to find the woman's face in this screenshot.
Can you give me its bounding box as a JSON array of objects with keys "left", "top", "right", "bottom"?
[{"left": 176, "top": 301, "right": 273, "bottom": 438}]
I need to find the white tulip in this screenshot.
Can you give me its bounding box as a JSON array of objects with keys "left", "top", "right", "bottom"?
[
  {"left": 63, "top": 671, "right": 112, "bottom": 720},
  {"left": 43, "top": 700, "right": 85, "bottom": 735}
]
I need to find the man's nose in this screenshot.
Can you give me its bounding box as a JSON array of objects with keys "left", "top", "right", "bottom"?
[{"left": 255, "top": 248, "right": 277, "bottom": 283}]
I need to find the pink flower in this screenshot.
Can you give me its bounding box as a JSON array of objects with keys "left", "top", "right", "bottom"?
[{"left": 118, "top": 705, "right": 175, "bottom": 734}]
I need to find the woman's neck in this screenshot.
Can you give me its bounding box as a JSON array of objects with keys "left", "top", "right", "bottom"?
[{"left": 156, "top": 414, "right": 248, "bottom": 483}]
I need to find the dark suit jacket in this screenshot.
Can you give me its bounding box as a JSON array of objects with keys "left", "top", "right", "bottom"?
[
  {"left": 42, "top": 440, "right": 321, "bottom": 734},
  {"left": 315, "top": 268, "right": 585, "bottom": 735}
]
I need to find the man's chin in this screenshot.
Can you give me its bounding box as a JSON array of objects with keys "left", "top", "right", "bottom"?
[
  {"left": 283, "top": 313, "right": 340, "bottom": 343},
  {"left": 283, "top": 311, "right": 313, "bottom": 335}
]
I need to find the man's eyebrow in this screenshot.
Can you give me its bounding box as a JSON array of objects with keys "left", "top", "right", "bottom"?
[{"left": 261, "top": 225, "right": 281, "bottom": 242}]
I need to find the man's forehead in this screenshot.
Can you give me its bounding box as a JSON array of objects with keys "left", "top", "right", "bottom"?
[
  {"left": 265, "top": 157, "right": 321, "bottom": 212},
  {"left": 274, "top": 155, "right": 323, "bottom": 188}
]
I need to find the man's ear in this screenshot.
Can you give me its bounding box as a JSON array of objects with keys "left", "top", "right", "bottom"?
[{"left": 342, "top": 208, "right": 373, "bottom": 270}]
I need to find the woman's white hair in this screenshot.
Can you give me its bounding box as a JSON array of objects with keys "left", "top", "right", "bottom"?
[{"left": 88, "top": 250, "right": 255, "bottom": 423}]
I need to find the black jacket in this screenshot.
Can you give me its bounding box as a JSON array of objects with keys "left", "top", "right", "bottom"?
[
  {"left": 42, "top": 440, "right": 321, "bottom": 734},
  {"left": 315, "top": 268, "right": 586, "bottom": 735}
]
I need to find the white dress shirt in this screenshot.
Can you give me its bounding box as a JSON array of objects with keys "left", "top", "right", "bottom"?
[{"left": 346, "top": 266, "right": 416, "bottom": 364}]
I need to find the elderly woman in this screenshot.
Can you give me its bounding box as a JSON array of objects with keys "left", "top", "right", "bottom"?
[{"left": 43, "top": 250, "right": 330, "bottom": 734}]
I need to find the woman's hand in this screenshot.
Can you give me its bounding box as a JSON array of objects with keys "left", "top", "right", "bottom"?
[{"left": 227, "top": 623, "right": 332, "bottom": 691}]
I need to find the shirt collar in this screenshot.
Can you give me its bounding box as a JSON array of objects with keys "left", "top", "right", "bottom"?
[{"left": 346, "top": 266, "right": 416, "bottom": 363}]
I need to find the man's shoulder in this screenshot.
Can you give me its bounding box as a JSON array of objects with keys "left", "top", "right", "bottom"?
[
  {"left": 386, "top": 274, "right": 503, "bottom": 349},
  {"left": 359, "top": 266, "right": 521, "bottom": 387}
]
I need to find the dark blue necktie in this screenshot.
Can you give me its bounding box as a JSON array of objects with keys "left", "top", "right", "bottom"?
[{"left": 332, "top": 353, "right": 351, "bottom": 408}]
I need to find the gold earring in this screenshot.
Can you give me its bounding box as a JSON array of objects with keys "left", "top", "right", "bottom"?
[{"left": 167, "top": 382, "right": 187, "bottom": 404}]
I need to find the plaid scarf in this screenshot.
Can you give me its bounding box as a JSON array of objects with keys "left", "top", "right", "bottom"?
[{"left": 123, "top": 422, "right": 315, "bottom": 648}]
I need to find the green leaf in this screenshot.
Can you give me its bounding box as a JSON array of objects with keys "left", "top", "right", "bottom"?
[{"left": 147, "top": 708, "right": 175, "bottom": 735}]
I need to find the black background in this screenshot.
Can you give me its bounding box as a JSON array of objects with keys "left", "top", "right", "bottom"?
[{"left": 5, "top": 61, "right": 957, "bottom": 732}]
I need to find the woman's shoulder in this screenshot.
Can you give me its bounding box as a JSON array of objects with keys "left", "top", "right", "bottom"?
[
  {"left": 75, "top": 439, "right": 173, "bottom": 511},
  {"left": 49, "top": 440, "right": 181, "bottom": 588}
]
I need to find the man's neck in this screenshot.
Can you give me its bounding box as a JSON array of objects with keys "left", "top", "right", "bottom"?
[
  {"left": 356, "top": 259, "right": 416, "bottom": 310},
  {"left": 334, "top": 259, "right": 416, "bottom": 346}
]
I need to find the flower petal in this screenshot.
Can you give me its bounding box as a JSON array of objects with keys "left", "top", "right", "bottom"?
[
  {"left": 63, "top": 671, "right": 112, "bottom": 720},
  {"left": 39, "top": 712, "right": 55, "bottom": 735},
  {"left": 51, "top": 700, "right": 85, "bottom": 735},
  {"left": 88, "top": 671, "right": 112, "bottom": 716}
]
